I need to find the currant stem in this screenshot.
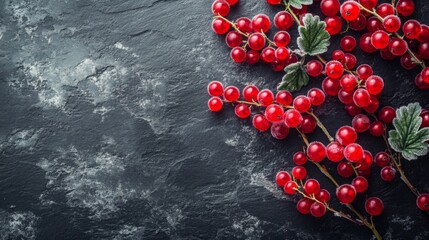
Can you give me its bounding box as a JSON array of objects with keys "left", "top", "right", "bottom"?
[
  {"left": 285, "top": 3, "right": 302, "bottom": 27},
  {"left": 306, "top": 111, "right": 334, "bottom": 142},
  {"left": 296, "top": 128, "right": 310, "bottom": 146},
  {"left": 215, "top": 15, "right": 249, "bottom": 37}
]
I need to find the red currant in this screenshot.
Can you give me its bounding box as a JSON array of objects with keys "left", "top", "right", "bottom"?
[
  {"left": 257, "top": 89, "right": 274, "bottom": 106},
  {"left": 350, "top": 13, "right": 367, "bottom": 31},
  {"left": 306, "top": 60, "right": 324, "bottom": 77},
  {"left": 266, "top": 0, "right": 281, "bottom": 5},
  {"left": 293, "top": 95, "right": 311, "bottom": 112},
  {"left": 340, "top": 35, "right": 357, "bottom": 52},
  {"left": 371, "top": 30, "right": 390, "bottom": 49},
  {"left": 352, "top": 176, "right": 368, "bottom": 193},
  {"left": 374, "top": 152, "right": 390, "bottom": 168},
  {"left": 284, "top": 181, "right": 298, "bottom": 194},
  {"left": 271, "top": 59, "right": 288, "bottom": 72},
  {"left": 275, "top": 47, "right": 290, "bottom": 60},
  {"left": 224, "top": 86, "right": 240, "bottom": 101},
  {"left": 236, "top": 17, "right": 252, "bottom": 34},
  {"left": 403, "top": 20, "right": 422, "bottom": 39},
  {"left": 332, "top": 49, "right": 345, "bottom": 61},
  {"left": 320, "top": 0, "right": 340, "bottom": 17},
  {"left": 316, "top": 189, "right": 331, "bottom": 202},
  {"left": 353, "top": 88, "right": 371, "bottom": 107},
  {"left": 378, "top": 106, "right": 396, "bottom": 124},
  {"left": 338, "top": 88, "right": 354, "bottom": 105},
  {"left": 253, "top": 114, "right": 271, "bottom": 132},
  {"left": 365, "top": 75, "right": 384, "bottom": 95},
  {"left": 340, "top": 74, "right": 358, "bottom": 91},
  {"left": 234, "top": 104, "right": 251, "bottom": 118},
  {"left": 322, "top": 77, "right": 341, "bottom": 96},
  {"left": 396, "top": 0, "right": 415, "bottom": 17},
  {"left": 246, "top": 50, "right": 260, "bottom": 64},
  {"left": 248, "top": 33, "right": 266, "bottom": 50},
  {"left": 242, "top": 85, "right": 259, "bottom": 102},
  {"left": 365, "top": 197, "right": 384, "bottom": 216},
  {"left": 336, "top": 126, "right": 357, "bottom": 146},
  {"left": 304, "top": 179, "right": 321, "bottom": 195},
  {"left": 325, "top": 60, "right": 344, "bottom": 78},
  {"left": 359, "top": 150, "right": 373, "bottom": 170},
  {"left": 276, "top": 171, "right": 291, "bottom": 187},
  {"left": 380, "top": 166, "right": 396, "bottom": 181},
  {"left": 265, "top": 104, "right": 285, "bottom": 122},
  {"left": 369, "top": 120, "right": 385, "bottom": 136},
  {"left": 340, "top": 1, "right": 360, "bottom": 21},
  {"left": 388, "top": 38, "right": 408, "bottom": 56},
  {"left": 352, "top": 114, "right": 370, "bottom": 133},
  {"left": 400, "top": 53, "right": 419, "bottom": 70},
  {"left": 296, "top": 198, "right": 312, "bottom": 214},
  {"left": 336, "top": 184, "right": 357, "bottom": 204},
  {"left": 292, "top": 166, "right": 307, "bottom": 180},
  {"left": 343, "top": 53, "right": 357, "bottom": 70},
  {"left": 421, "top": 111, "right": 429, "bottom": 128},
  {"left": 211, "top": 0, "right": 230, "bottom": 17},
  {"left": 366, "top": 17, "right": 383, "bottom": 33},
  {"left": 359, "top": 33, "right": 377, "bottom": 53},
  {"left": 299, "top": 115, "right": 317, "bottom": 134},
  {"left": 212, "top": 17, "right": 231, "bottom": 34},
  {"left": 261, "top": 47, "right": 276, "bottom": 63},
  {"left": 417, "top": 24, "right": 429, "bottom": 43},
  {"left": 363, "top": 96, "right": 379, "bottom": 113},
  {"left": 337, "top": 161, "right": 355, "bottom": 178},
  {"left": 252, "top": 14, "right": 271, "bottom": 33},
  {"left": 293, "top": 151, "right": 308, "bottom": 165},
  {"left": 274, "top": 11, "right": 294, "bottom": 30},
  {"left": 325, "top": 16, "right": 343, "bottom": 35},
  {"left": 310, "top": 202, "right": 327, "bottom": 217},
  {"left": 284, "top": 109, "right": 303, "bottom": 128},
  {"left": 276, "top": 90, "right": 293, "bottom": 106},
  {"left": 356, "top": 64, "right": 373, "bottom": 81},
  {"left": 208, "top": 97, "right": 223, "bottom": 112},
  {"left": 207, "top": 81, "right": 224, "bottom": 97},
  {"left": 307, "top": 88, "right": 325, "bottom": 106},
  {"left": 416, "top": 193, "right": 429, "bottom": 211},
  {"left": 225, "top": 31, "right": 243, "bottom": 48},
  {"left": 230, "top": 47, "right": 246, "bottom": 63},
  {"left": 376, "top": 3, "right": 394, "bottom": 18},
  {"left": 327, "top": 141, "right": 344, "bottom": 162},
  {"left": 225, "top": 0, "right": 239, "bottom": 6},
  {"left": 416, "top": 73, "right": 429, "bottom": 89},
  {"left": 383, "top": 15, "right": 401, "bottom": 33},
  {"left": 359, "top": 0, "right": 377, "bottom": 11},
  {"left": 273, "top": 31, "right": 291, "bottom": 47},
  {"left": 271, "top": 121, "right": 290, "bottom": 140},
  {"left": 380, "top": 46, "right": 397, "bottom": 60},
  {"left": 418, "top": 41, "right": 429, "bottom": 59},
  {"left": 307, "top": 142, "right": 327, "bottom": 162},
  {"left": 344, "top": 143, "right": 364, "bottom": 163},
  {"left": 345, "top": 104, "right": 362, "bottom": 116}
]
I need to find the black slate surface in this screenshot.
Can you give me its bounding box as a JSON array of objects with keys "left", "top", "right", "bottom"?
[{"left": 0, "top": 0, "right": 428, "bottom": 239}]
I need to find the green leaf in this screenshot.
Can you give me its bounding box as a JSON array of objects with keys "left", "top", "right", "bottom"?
[
  {"left": 288, "top": 0, "right": 313, "bottom": 9},
  {"left": 277, "top": 62, "right": 309, "bottom": 92},
  {"left": 297, "top": 14, "right": 330, "bottom": 56},
  {"left": 388, "top": 102, "right": 429, "bottom": 160}
]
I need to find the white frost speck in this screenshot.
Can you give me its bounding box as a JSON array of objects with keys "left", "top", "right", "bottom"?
[{"left": 0, "top": 210, "right": 39, "bottom": 240}]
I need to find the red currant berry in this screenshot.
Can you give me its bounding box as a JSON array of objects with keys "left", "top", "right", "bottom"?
[
  {"left": 353, "top": 88, "right": 371, "bottom": 107},
  {"left": 212, "top": 18, "right": 231, "bottom": 34},
  {"left": 252, "top": 14, "right": 271, "bottom": 33},
  {"left": 378, "top": 106, "right": 396, "bottom": 124},
  {"left": 359, "top": 33, "right": 377, "bottom": 53},
  {"left": 234, "top": 104, "right": 251, "bottom": 118},
  {"left": 293, "top": 95, "right": 311, "bottom": 112},
  {"left": 316, "top": 189, "right": 331, "bottom": 202},
  {"left": 340, "top": 74, "right": 358, "bottom": 91},
  {"left": 336, "top": 184, "right": 357, "bottom": 204},
  {"left": 389, "top": 38, "right": 408, "bottom": 56},
  {"left": 356, "top": 64, "right": 373, "bottom": 81},
  {"left": 322, "top": 77, "right": 341, "bottom": 96},
  {"left": 242, "top": 85, "right": 259, "bottom": 102},
  {"left": 400, "top": 53, "right": 419, "bottom": 70},
  {"left": 363, "top": 96, "right": 379, "bottom": 113},
  {"left": 292, "top": 166, "right": 307, "bottom": 180},
  {"left": 350, "top": 13, "right": 368, "bottom": 31},
  {"left": 274, "top": 11, "right": 294, "bottom": 30},
  {"left": 253, "top": 114, "right": 271, "bottom": 132},
  {"left": 320, "top": 0, "right": 340, "bottom": 17},
  {"left": 365, "top": 75, "right": 384, "bottom": 95},
  {"left": 327, "top": 141, "right": 344, "bottom": 162},
  {"left": 224, "top": 86, "right": 240, "bottom": 101},
  {"left": 359, "top": 0, "right": 378, "bottom": 11},
  {"left": 380, "top": 46, "right": 397, "bottom": 60},
  {"left": 284, "top": 109, "right": 303, "bottom": 128},
  {"left": 340, "top": 1, "right": 360, "bottom": 21},
  {"left": 307, "top": 88, "right": 325, "bottom": 106},
  {"left": 325, "top": 60, "right": 344, "bottom": 78},
  {"left": 265, "top": 104, "right": 285, "bottom": 122},
  {"left": 207, "top": 81, "right": 224, "bottom": 97},
  {"left": 266, "top": 0, "right": 281, "bottom": 5},
  {"left": 306, "top": 60, "right": 324, "bottom": 77},
  {"left": 310, "top": 202, "right": 327, "bottom": 217},
  {"left": 396, "top": 0, "right": 415, "bottom": 17},
  {"left": 276, "top": 90, "right": 293, "bottom": 106},
  {"left": 332, "top": 49, "right": 345, "bottom": 61},
  {"left": 246, "top": 50, "right": 260, "bottom": 64},
  {"left": 340, "top": 35, "right": 357, "bottom": 52},
  {"left": 376, "top": 3, "right": 394, "bottom": 18},
  {"left": 257, "top": 89, "right": 275, "bottom": 106},
  {"left": 374, "top": 152, "right": 390, "bottom": 168},
  {"left": 338, "top": 88, "right": 354, "bottom": 105},
  {"left": 284, "top": 181, "right": 298, "bottom": 194},
  {"left": 271, "top": 59, "right": 288, "bottom": 72},
  {"left": 415, "top": 73, "right": 429, "bottom": 89},
  {"left": 230, "top": 47, "right": 247, "bottom": 63},
  {"left": 421, "top": 67, "right": 429, "bottom": 83},
  {"left": 359, "top": 150, "right": 373, "bottom": 170},
  {"left": 343, "top": 53, "right": 357, "bottom": 70},
  {"left": 416, "top": 193, "right": 429, "bottom": 211},
  {"left": 365, "top": 197, "right": 384, "bottom": 216},
  {"left": 371, "top": 30, "right": 390, "bottom": 49},
  {"left": 358, "top": 167, "right": 372, "bottom": 178},
  {"left": 225, "top": 0, "right": 238, "bottom": 6},
  {"left": 366, "top": 17, "right": 383, "bottom": 33},
  {"left": 293, "top": 151, "right": 307, "bottom": 165},
  {"left": 271, "top": 121, "right": 290, "bottom": 140},
  {"left": 325, "top": 16, "right": 343, "bottom": 35},
  {"left": 380, "top": 166, "right": 396, "bottom": 181},
  {"left": 307, "top": 142, "right": 327, "bottom": 162},
  {"left": 261, "top": 47, "right": 276, "bottom": 63},
  {"left": 276, "top": 171, "right": 291, "bottom": 187},
  {"left": 418, "top": 41, "right": 429, "bottom": 60},
  {"left": 352, "top": 176, "right": 368, "bottom": 193},
  {"left": 248, "top": 33, "right": 266, "bottom": 50},
  {"left": 417, "top": 25, "right": 429, "bottom": 43},
  {"left": 211, "top": 0, "right": 230, "bottom": 17},
  {"left": 403, "top": 20, "right": 422, "bottom": 39},
  {"left": 421, "top": 111, "right": 429, "bottom": 128},
  {"left": 369, "top": 121, "right": 384, "bottom": 136},
  {"left": 337, "top": 161, "right": 354, "bottom": 178},
  {"left": 383, "top": 15, "right": 401, "bottom": 33},
  {"left": 344, "top": 143, "right": 364, "bottom": 163},
  {"left": 236, "top": 17, "right": 252, "bottom": 34},
  {"left": 296, "top": 198, "right": 312, "bottom": 214},
  {"left": 299, "top": 115, "right": 317, "bottom": 134},
  {"left": 208, "top": 97, "right": 223, "bottom": 112},
  {"left": 304, "top": 179, "right": 321, "bottom": 195},
  {"left": 345, "top": 104, "right": 362, "bottom": 116},
  {"left": 225, "top": 31, "right": 243, "bottom": 48},
  {"left": 291, "top": 5, "right": 308, "bottom": 15},
  {"left": 352, "top": 114, "right": 370, "bottom": 133},
  {"left": 273, "top": 31, "right": 291, "bottom": 47},
  {"left": 275, "top": 47, "right": 290, "bottom": 60},
  {"left": 336, "top": 126, "right": 357, "bottom": 146}
]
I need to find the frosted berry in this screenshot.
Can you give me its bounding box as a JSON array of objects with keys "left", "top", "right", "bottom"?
[
  {"left": 307, "top": 88, "right": 326, "bottom": 106},
  {"left": 327, "top": 141, "right": 344, "bottom": 162},
  {"left": 310, "top": 202, "right": 327, "bottom": 217},
  {"left": 378, "top": 106, "right": 396, "bottom": 124},
  {"left": 271, "top": 121, "right": 290, "bottom": 140},
  {"left": 299, "top": 115, "right": 317, "bottom": 134}
]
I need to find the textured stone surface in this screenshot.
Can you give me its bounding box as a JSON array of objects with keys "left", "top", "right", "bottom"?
[{"left": 0, "top": 0, "right": 428, "bottom": 239}]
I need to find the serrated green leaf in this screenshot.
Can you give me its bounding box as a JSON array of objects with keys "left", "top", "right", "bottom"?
[
  {"left": 388, "top": 102, "right": 429, "bottom": 160},
  {"left": 277, "top": 62, "right": 309, "bottom": 92},
  {"left": 288, "top": 0, "right": 313, "bottom": 9},
  {"left": 297, "top": 14, "right": 330, "bottom": 56}
]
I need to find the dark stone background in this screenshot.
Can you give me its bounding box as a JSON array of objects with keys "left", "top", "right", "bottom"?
[{"left": 0, "top": 0, "right": 428, "bottom": 239}]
